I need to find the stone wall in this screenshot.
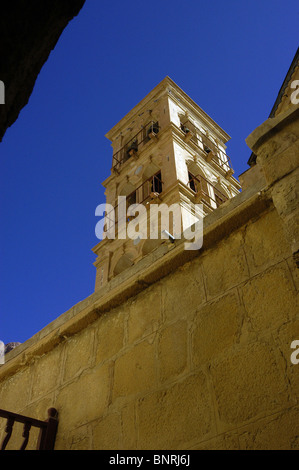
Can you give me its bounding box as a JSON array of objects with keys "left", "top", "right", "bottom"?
[{"left": 0, "top": 105, "right": 298, "bottom": 450}]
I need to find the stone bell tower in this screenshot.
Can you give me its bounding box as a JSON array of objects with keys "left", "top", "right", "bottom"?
[{"left": 92, "top": 77, "right": 241, "bottom": 291}]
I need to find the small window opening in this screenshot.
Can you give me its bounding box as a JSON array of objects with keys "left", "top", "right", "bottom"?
[
  {"left": 127, "top": 190, "right": 137, "bottom": 206},
  {"left": 125, "top": 139, "right": 138, "bottom": 160},
  {"left": 188, "top": 172, "right": 197, "bottom": 192},
  {"left": 147, "top": 121, "right": 159, "bottom": 141},
  {"left": 151, "top": 171, "right": 162, "bottom": 194}
]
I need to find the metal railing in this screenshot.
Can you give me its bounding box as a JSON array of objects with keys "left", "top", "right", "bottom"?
[
  {"left": 0, "top": 407, "right": 58, "bottom": 450},
  {"left": 188, "top": 173, "right": 228, "bottom": 210},
  {"left": 181, "top": 121, "right": 233, "bottom": 174},
  {"left": 103, "top": 171, "right": 163, "bottom": 235},
  {"left": 112, "top": 121, "right": 160, "bottom": 172}
]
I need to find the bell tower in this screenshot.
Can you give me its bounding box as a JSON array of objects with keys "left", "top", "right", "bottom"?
[{"left": 92, "top": 77, "right": 241, "bottom": 291}]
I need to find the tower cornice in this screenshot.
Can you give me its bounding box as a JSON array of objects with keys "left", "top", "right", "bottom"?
[{"left": 105, "top": 76, "right": 231, "bottom": 144}]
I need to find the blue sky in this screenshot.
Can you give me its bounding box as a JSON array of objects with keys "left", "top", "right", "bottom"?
[{"left": 0, "top": 0, "right": 298, "bottom": 345}]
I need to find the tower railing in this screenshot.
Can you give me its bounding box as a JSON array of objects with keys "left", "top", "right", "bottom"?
[
  {"left": 0, "top": 407, "right": 58, "bottom": 450},
  {"left": 112, "top": 121, "right": 160, "bottom": 172},
  {"left": 103, "top": 172, "right": 163, "bottom": 235},
  {"left": 188, "top": 173, "right": 229, "bottom": 210},
  {"left": 181, "top": 121, "right": 234, "bottom": 175}
]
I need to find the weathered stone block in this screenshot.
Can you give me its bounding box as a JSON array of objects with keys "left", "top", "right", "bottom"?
[
  {"left": 56, "top": 424, "right": 91, "bottom": 450},
  {"left": 202, "top": 231, "right": 249, "bottom": 298},
  {"left": 63, "top": 327, "right": 94, "bottom": 381},
  {"left": 113, "top": 337, "right": 157, "bottom": 402},
  {"left": 191, "top": 291, "right": 242, "bottom": 367},
  {"left": 270, "top": 168, "right": 299, "bottom": 252},
  {"left": 239, "top": 407, "right": 299, "bottom": 450},
  {"left": 128, "top": 284, "right": 162, "bottom": 344},
  {"left": 92, "top": 413, "right": 121, "bottom": 450},
  {"left": 256, "top": 124, "right": 299, "bottom": 185},
  {"left": 31, "top": 344, "right": 63, "bottom": 401},
  {"left": 270, "top": 168, "right": 299, "bottom": 218},
  {"left": 190, "top": 432, "right": 239, "bottom": 450},
  {"left": 95, "top": 309, "right": 125, "bottom": 363},
  {"left": 0, "top": 367, "right": 32, "bottom": 412},
  {"left": 286, "top": 255, "right": 299, "bottom": 290},
  {"left": 241, "top": 263, "right": 298, "bottom": 333},
  {"left": 244, "top": 209, "right": 290, "bottom": 274},
  {"left": 162, "top": 259, "right": 206, "bottom": 323},
  {"left": 137, "top": 372, "right": 215, "bottom": 449},
  {"left": 55, "top": 362, "right": 111, "bottom": 432},
  {"left": 121, "top": 400, "right": 137, "bottom": 449},
  {"left": 158, "top": 320, "right": 188, "bottom": 383},
  {"left": 210, "top": 341, "right": 292, "bottom": 428}
]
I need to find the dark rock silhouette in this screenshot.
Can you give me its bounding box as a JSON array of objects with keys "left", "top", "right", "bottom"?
[{"left": 0, "top": 0, "right": 86, "bottom": 141}]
